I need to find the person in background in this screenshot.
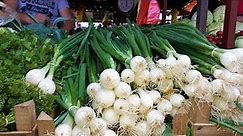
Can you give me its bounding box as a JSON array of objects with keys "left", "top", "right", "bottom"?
[{"left": 3, "top": 0, "right": 74, "bottom": 33}]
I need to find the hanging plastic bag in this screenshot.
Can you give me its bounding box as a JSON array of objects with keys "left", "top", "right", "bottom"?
[
  {"left": 0, "top": 2, "right": 15, "bottom": 25},
  {"left": 0, "top": 2, "right": 23, "bottom": 31}
]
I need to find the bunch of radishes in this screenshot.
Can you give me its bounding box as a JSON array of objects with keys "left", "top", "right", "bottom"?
[{"left": 207, "top": 31, "right": 223, "bottom": 47}]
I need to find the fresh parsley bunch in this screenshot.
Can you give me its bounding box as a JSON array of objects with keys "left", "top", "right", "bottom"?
[{"left": 0, "top": 28, "right": 56, "bottom": 131}]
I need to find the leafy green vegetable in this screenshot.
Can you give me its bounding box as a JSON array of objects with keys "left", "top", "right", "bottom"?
[
  {"left": 207, "top": 21, "right": 224, "bottom": 35},
  {"left": 0, "top": 27, "right": 56, "bottom": 131},
  {"left": 213, "top": 5, "right": 225, "bottom": 22}
]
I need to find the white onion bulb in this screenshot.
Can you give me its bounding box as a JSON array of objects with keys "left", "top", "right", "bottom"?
[
  {"left": 121, "top": 69, "right": 135, "bottom": 83},
  {"left": 148, "top": 90, "right": 161, "bottom": 104},
  {"left": 222, "top": 86, "right": 241, "bottom": 102},
  {"left": 213, "top": 97, "right": 228, "bottom": 111},
  {"left": 99, "top": 69, "right": 120, "bottom": 89},
  {"left": 165, "top": 56, "right": 177, "bottom": 67},
  {"left": 86, "top": 82, "right": 101, "bottom": 99},
  {"left": 55, "top": 124, "right": 72, "bottom": 136},
  {"left": 134, "top": 69, "right": 150, "bottom": 86},
  {"left": 119, "top": 114, "right": 136, "bottom": 127},
  {"left": 25, "top": 64, "right": 49, "bottom": 86},
  {"left": 186, "top": 69, "right": 201, "bottom": 83},
  {"left": 135, "top": 121, "right": 147, "bottom": 136},
  {"left": 113, "top": 99, "right": 129, "bottom": 115},
  {"left": 37, "top": 75, "right": 55, "bottom": 94},
  {"left": 95, "top": 88, "right": 116, "bottom": 109},
  {"left": 130, "top": 56, "right": 147, "bottom": 72},
  {"left": 102, "top": 107, "right": 119, "bottom": 125},
  {"left": 114, "top": 82, "right": 132, "bottom": 99},
  {"left": 169, "top": 94, "right": 185, "bottom": 107},
  {"left": 183, "top": 84, "right": 197, "bottom": 97},
  {"left": 146, "top": 109, "right": 165, "bottom": 125},
  {"left": 220, "top": 52, "right": 238, "bottom": 72},
  {"left": 210, "top": 79, "right": 224, "bottom": 93},
  {"left": 104, "top": 129, "right": 117, "bottom": 136},
  {"left": 157, "top": 98, "right": 173, "bottom": 115},
  {"left": 157, "top": 59, "right": 166, "bottom": 68},
  {"left": 128, "top": 94, "right": 141, "bottom": 108},
  {"left": 176, "top": 55, "right": 191, "bottom": 66},
  {"left": 74, "top": 107, "right": 96, "bottom": 127},
  {"left": 89, "top": 118, "right": 107, "bottom": 135},
  {"left": 157, "top": 78, "right": 173, "bottom": 93},
  {"left": 71, "top": 125, "right": 90, "bottom": 136},
  {"left": 137, "top": 89, "right": 153, "bottom": 110},
  {"left": 150, "top": 68, "right": 165, "bottom": 83}
]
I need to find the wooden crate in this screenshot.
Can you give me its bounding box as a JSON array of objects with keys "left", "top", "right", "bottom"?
[
  {"left": 172, "top": 107, "right": 189, "bottom": 136},
  {"left": 172, "top": 97, "right": 243, "bottom": 136},
  {"left": 0, "top": 100, "right": 55, "bottom": 136}
]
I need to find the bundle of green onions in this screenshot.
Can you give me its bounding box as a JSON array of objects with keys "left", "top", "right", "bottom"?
[
  {"left": 24, "top": 25, "right": 92, "bottom": 94},
  {"left": 147, "top": 23, "right": 243, "bottom": 130},
  {"left": 27, "top": 21, "right": 241, "bottom": 135}
]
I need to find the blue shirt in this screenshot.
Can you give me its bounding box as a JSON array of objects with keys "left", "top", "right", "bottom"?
[{"left": 18, "top": 0, "right": 70, "bottom": 23}]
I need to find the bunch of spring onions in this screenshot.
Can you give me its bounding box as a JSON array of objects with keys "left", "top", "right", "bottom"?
[
  {"left": 148, "top": 23, "right": 243, "bottom": 124},
  {"left": 149, "top": 31, "right": 214, "bottom": 102},
  {"left": 53, "top": 63, "right": 117, "bottom": 136},
  {"left": 33, "top": 21, "right": 242, "bottom": 135},
  {"left": 54, "top": 64, "right": 88, "bottom": 136},
  {"left": 85, "top": 55, "right": 193, "bottom": 135},
  {"left": 25, "top": 25, "right": 92, "bottom": 94}
]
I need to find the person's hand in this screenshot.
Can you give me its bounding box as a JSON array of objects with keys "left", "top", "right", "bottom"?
[{"left": 35, "top": 13, "right": 49, "bottom": 24}]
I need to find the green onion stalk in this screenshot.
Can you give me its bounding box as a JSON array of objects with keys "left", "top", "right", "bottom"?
[
  {"left": 152, "top": 23, "right": 243, "bottom": 74},
  {"left": 55, "top": 63, "right": 87, "bottom": 127},
  {"left": 110, "top": 23, "right": 155, "bottom": 68},
  {"left": 113, "top": 25, "right": 142, "bottom": 57},
  {"left": 210, "top": 117, "right": 243, "bottom": 135},
  {"left": 92, "top": 27, "right": 132, "bottom": 67},
  {"left": 0, "top": 112, "right": 15, "bottom": 132},
  {"left": 25, "top": 24, "right": 92, "bottom": 94}
]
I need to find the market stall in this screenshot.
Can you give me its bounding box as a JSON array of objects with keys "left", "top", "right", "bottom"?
[{"left": 0, "top": 0, "right": 242, "bottom": 136}]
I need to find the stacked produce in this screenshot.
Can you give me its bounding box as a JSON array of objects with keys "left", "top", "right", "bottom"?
[
  {"left": 21, "top": 22, "right": 241, "bottom": 135},
  {"left": 1, "top": 16, "right": 243, "bottom": 134}
]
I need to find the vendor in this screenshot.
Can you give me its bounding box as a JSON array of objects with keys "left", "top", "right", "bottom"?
[{"left": 3, "top": 0, "right": 74, "bottom": 33}]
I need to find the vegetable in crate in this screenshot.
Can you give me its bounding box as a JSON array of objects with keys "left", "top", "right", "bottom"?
[{"left": 0, "top": 28, "right": 55, "bottom": 131}]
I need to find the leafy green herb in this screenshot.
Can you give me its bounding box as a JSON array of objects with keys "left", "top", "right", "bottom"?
[{"left": 0, "top": 27, "right": 56, "bottom": 131}]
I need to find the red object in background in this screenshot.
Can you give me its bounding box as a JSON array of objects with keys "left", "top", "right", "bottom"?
[
  {"left": 207, "top": 31, "right": 224, "bottom": 47},
  {"left": 238, "top": 1, "right": 243, "bottom": 15},
  {"left": 136, "top": 0, "right": 160, "bottom": 25},
  {"left": 136, "top": 0, "right": 151, "bottom": 25}
]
